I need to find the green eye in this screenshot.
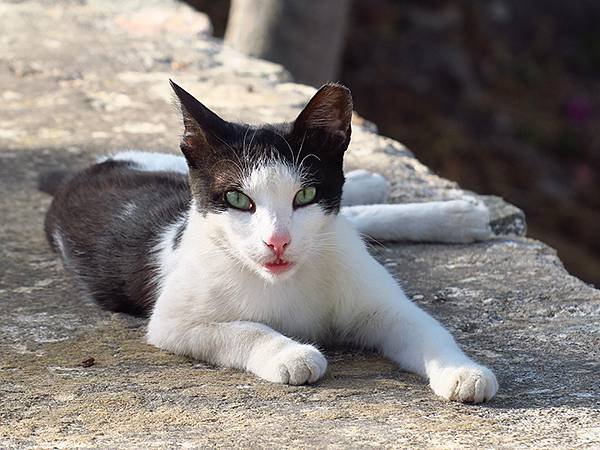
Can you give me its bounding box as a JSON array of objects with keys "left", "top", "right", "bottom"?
[
  {"left": 294, "top": 187, "right": 317, "bottom": 207},
  {"left": 225, "top": 190, "right": 254, "bottom": 211}
]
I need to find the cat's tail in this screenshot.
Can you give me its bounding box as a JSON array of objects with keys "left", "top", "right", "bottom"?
[{"left": 38, "top": 170, "right": 72, "bottom": 196}]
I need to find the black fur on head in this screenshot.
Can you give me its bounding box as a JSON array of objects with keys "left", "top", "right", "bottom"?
[{"left": 170, "top": 80, "right": 353, "bottom": 214}]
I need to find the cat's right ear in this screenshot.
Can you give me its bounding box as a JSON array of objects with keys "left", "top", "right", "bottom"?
[
  {"left": 170, "top": 80, "right": 231, "bottom": 168},
  {"left": 290, "top": 83, "right": 353, "bottom": 156}
]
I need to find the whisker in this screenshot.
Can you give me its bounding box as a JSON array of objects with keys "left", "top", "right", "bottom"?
[
  {"left": 296, "top": 131, "right": 307, "bottom": 167},
  {"left": 298, "top": 153, "right": 321, "bottom": 172},
  {"left": 272, "top": 129, "right": 296, "bottom": 165}
]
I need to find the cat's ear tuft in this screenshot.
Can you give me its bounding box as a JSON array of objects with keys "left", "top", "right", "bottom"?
[
  {"left": 170, "top": 80, "right": 230, "bottom": 168},
  {"left": 292, "top": 83, "right": 353, "bottom": 144}
]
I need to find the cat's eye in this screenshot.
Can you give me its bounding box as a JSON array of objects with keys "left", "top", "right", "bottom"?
[
  {"left": 225, "top": 190, "right": 254, "bottom": 211},
  {"left": 293, "top": 187, "right": 317, "bottom": 207}
]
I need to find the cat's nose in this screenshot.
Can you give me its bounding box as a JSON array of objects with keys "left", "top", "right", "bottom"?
[{"left": 264, "top": 233, "right": 290, "bottom": 257}]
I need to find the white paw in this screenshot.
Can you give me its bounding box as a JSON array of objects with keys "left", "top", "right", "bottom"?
[
  {"left": 439, "top": 196, "right": 492, "bottom": 243},
  {"left": 256, "top": 344, "right": 327, "bottom": 385},
  {"left": 430, "top": 364, "right": 498, "bottom": 403}
]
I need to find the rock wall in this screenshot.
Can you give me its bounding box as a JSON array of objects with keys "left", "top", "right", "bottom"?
[{"left": 0, "top": 1, "right": 598, "bottom": 447}]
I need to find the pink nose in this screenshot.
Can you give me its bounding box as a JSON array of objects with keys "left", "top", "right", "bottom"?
[{"left": 264, "top": 233, "right": 290, "bottom": 257}]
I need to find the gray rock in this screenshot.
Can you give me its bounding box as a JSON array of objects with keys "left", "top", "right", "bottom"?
[{"left": 0, "top": 0, "right": 598, "bottom": 448}]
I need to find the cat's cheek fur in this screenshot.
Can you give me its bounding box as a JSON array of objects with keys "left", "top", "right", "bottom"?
[
  {"left": 205, "top": 210, "right": 263, "bottom": 271},
  {"left": 287, "top": 206, "right": 334, "bottom": 263}
]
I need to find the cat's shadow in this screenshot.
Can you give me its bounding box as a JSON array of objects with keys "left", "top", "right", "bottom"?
[
  {"left": 308, "top": 349, "right": 599, "bottom": 411},
  {"left": 116, "top": 308, "right": 597, "bottom": 411}
]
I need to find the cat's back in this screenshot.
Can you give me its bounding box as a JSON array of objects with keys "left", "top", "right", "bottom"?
[
  {"left": 45, "top": 159, "right": 190, "bottom": 248},
  {"left": 44, "top": 159, "right": 191, "bottom": 316}
]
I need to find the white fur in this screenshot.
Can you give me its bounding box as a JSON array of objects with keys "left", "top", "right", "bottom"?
[
  {"left": 342, "top": 196, "right": 492, "bottom": 243},
  {"left": 342, "top": 169, "right": 389, "bottom": 206},
  {"left": 52, "top": 228, "right": 67, "bottom": 259},
  {"left": 99, "top": 151, "right": 188, "bottom": 174},
  {"left": 152, "top": 213, "right": 188, "bottom": 293},
  {"left": 119, "top": 201, "right": 137, "bottom": 220},
  {"left": 142, "top": 157, "right": 498, "bottom": 403}
]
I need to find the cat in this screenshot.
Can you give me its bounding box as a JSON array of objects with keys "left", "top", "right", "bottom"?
[{"left": 43, "top": 81, "right": 498, "bottom": 403}]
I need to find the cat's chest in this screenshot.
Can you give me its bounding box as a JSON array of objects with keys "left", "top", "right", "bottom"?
[{"left": 212, "top": 274, "right": 336, "bottom": 341}]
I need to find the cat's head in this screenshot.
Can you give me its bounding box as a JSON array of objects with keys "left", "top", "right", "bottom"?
[{"left": 171, "top": 80, "right": 352, "bottom": 282}]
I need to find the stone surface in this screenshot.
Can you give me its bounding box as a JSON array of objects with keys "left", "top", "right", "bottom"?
[{"left": 0, "top": 1, "right": 598, "bottom": 448}]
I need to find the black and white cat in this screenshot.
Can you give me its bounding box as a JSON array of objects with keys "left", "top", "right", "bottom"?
[{"left": 43, "top": 81, "right": 498, "bottom": 403}]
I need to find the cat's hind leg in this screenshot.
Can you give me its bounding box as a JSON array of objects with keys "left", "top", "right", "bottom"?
[
  {"left": 341, "top": 169, "right": 390, "bottom": 206},
  {"left": 99, "top": 151, "right": 189, "bottom": 174},
  {"left": 340, "top": 195, "right": 492, "bottom": 243}
]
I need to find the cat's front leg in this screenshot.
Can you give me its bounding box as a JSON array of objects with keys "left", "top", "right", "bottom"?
[
  {"left": 387, "top": 308, "right": 499, "bottom": 403},
  {"left": 147, "top": 317, "right": 327, "bottom": 385},
  {"left": 334, "top": 240, "right": 498, "bottom": 402},
  {"left": 340, "top": 292, "right": 498, "bottom": 402}
]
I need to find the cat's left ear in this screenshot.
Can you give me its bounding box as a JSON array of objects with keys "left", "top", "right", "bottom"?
[
  {"left": 291, "top": 83, "right": 353, "bottom": 154},
  {"left": 170, "top": 80, "right": 232, "bottom": 168}
]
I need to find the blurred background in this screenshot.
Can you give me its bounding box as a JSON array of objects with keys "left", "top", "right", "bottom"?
[{"left": 184, "top": 0, "right": 600, "bottom": 287}]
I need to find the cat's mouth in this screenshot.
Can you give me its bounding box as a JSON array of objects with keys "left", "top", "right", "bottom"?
[{"left": 262, "top": 258, "right": 293, "bottom": 274}]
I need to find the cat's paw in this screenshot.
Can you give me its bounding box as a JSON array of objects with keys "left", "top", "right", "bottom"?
[
  {"left": 438, "top": 196, "right": 492, "bottom": 243},
  {"left": 430, "top": 364, "right": 498, "bottom": 403},
  {"left": 256, "top": 344, "right": 327, "bottom": 385}
]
